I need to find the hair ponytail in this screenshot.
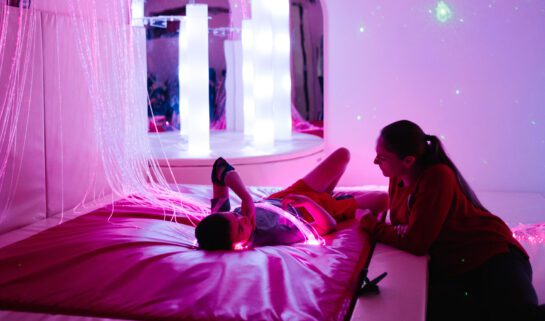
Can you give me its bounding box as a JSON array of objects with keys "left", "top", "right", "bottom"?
[
  {"left": 423, "top": 135, "right": 488, "bottom": 212},
  {"left": 381, "top": 120, "right": 488, "bottom": 212}
]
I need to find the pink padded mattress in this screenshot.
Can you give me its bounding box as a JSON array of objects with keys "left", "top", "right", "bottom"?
[{"left": 0, "top": 198, "right": 371, "bottom": 321}]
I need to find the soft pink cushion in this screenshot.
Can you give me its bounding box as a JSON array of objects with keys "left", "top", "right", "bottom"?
[{"left": 0, "top": 199, "right": 371, "bottom": 321}]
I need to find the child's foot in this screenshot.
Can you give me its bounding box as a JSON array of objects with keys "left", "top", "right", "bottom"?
[{"left": 211, "top": 157, "right": 235, "bottom": 186}]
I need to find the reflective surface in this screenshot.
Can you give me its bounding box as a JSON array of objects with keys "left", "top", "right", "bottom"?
[{"left": 144, "top": 0, "right": 324, "bottom": 132}]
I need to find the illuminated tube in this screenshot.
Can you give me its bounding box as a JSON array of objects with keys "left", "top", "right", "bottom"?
[
  {"left": 178, "top": 18, "right": 188, "bottom": 135},
  {"left": 224, "top": 40, "right": 244, "bottom": 131},
  {"left": 179, "top": 4, "right": 210, "bottom": 155},
  {"left": 241, "top": 19, "right": 255, "bottom": 136},
  {"left": 271, "top": 0, "right": 292, "bottom": 140},
  {"left": 251, "top": 0, "right": 274, "bottom": 148},
  {"left": 131, "top": 0, "right": 144, "bottom": 27}
]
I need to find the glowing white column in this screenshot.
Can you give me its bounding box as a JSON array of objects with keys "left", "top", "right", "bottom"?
[
  {"left": 251, "top": 0, "right": 275, "bottom": 148},
  {"left": 241, "top": 19, "right": 255, "bottom": 136},
  {"left": 178, "top": 19, "right": 189, "bottom": 135},
  {"left": 131, "top": 0, "right": 145, "bottom": 27},
  {"left": 272, "top": 0, "right": 292, "bottom": 140},
  {"left": 179, "top": 4, "right": 210, "bottom": 155},
  {"left": 224, "top": 40, "right": 244, "bottom": 131}
]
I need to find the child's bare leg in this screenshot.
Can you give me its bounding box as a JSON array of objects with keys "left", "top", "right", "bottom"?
[
  {"left": 213, "top": 184, "right": 229, "bottom": 199},
  {"left": 211, "top": 158, "right": 232, "bottom": 212},
  {"left": 302, "top": 147, "right": 351, "bottom": 193}
]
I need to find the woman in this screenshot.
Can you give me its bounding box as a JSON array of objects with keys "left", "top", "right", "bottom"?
[{"left": 359, "top": 120, "right": 544, "bottom": 321}]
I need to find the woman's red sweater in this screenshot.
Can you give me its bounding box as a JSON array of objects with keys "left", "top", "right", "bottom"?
[{"left": 360, "top": 163, "right": 527, "bottom": 275}]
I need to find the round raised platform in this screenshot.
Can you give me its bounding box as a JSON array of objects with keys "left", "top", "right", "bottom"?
[{"left": 149, "top": 131, "right": 325, "bottom": 185}]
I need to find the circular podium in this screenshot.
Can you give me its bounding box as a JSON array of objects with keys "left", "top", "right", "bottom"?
[{"left": 149, "top": 131, "right": 325, "bottom": 186}]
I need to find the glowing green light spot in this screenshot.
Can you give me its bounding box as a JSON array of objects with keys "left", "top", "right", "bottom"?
[{"left": 435, "top": 1, "right": 453, "bottom": 23}]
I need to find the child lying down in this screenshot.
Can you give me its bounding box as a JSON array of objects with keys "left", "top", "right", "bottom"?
[{"left": 195, "top": 148, "right": 388, "bottom": 250}]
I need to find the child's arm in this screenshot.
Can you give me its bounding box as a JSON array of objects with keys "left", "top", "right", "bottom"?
[
  {"left": 224, "top": 171, "right": 256, "bottom": 229},
  {"left": 282, "top": 194, "right": 337, "bottom": 235}
]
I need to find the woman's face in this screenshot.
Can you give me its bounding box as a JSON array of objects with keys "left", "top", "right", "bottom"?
[{"left": 374, "top": 137, "right": 408, "bottom": 178}]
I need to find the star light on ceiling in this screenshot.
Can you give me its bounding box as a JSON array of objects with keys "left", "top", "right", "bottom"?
[{"left": 435, "top": 1, "right": 453, "bottom": 23}]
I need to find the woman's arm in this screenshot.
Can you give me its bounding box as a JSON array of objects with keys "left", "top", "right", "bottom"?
[
  {"left": 360, "top": 165, "right": 456, "bottom": 255},
  {"left": 282, "top": 194, "right": 337, "bottom": 235}
]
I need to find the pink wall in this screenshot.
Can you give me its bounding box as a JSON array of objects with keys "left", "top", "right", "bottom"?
[{"left": 322, "top": 1, "right": 545, "bottom": 193}]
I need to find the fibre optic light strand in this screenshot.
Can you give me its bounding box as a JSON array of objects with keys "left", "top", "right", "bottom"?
[
  {"left": 512, "top": 223, "right": 545, "bottom": 245},
  {"left": 62, "top": 0, "right": 210, "bottom": 219},
  {"left": 0, "top": 1, "right": 203, "bottom": 227},
  {"left": 0, "top": 8, "right": 38, "bottom": 220},
  {"left": 255, "top": 202, "right": 325, "bottom": 246}
]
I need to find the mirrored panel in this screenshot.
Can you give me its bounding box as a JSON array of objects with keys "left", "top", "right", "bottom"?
[{"left": 144, "top": 0, "right": 323, "bottom": 137}]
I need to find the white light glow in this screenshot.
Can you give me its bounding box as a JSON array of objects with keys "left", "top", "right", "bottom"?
[
  {"left": 179, "top": 5, "right": 210, "bottom": 155},
  {"left": 281, "top": 74, "right": 291, "bottom": 92},
  {"left": 131, "top": 0, "right": 145, "bottom": 26},
  {"left": 435, "top": 1, "right": 453, "bottom": 23},
  {"left": 178, "top": 20, "right": 188, "bottom": 135},
  {"left": 254, "top": 75, "right": 274, "bottom": 99},
  {"left": 241, "top": 19, "right": 255, "bottom": 136},
  {"left": 271, "top": 0, "right": 292, "bottom": 140},
  {"left": 251, "top": 0, "right": 275, "bottom": 147},
  {"left": 253, "top": 117, "right": 275, "bottom": 149},
  {"left": 274, "top": 34, "right": 291, "bottom": 54},
  {"left": 224, "top": 40, "right": 244, "bottom": 131},
  {"left": 240, "top": 0, "right": 292, "bottom": 143},
  {"left": 270, "top": 0, "right": 289, "bottom": 17},
  {"left": 256, "top": 31, "right": 273, "bottom": 53}
]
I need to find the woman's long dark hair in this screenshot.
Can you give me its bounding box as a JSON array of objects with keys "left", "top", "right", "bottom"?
[{"left": 380, "top": 120, "right": 488, "bottom": 212}]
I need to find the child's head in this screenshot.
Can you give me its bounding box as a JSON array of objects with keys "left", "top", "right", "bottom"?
[{"left": 195, "top": 212, "right": 253, "bottom": 250}]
